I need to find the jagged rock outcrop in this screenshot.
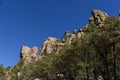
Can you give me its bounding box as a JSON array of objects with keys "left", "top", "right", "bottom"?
[
  {"left": 4, "top": 9, "right": 114, "bottom": 80},
  {"left": 40, "top": 37, "right": 64, "bottom": 55},
  {"left": 40, "top": 29, "right": 85, "bottom": 55},
  {"left": 89, "top": 9, "right": 108, "bottom": 26},
  {"left": 20, "top": 46, "right": 39, "bottom": 64},
  {"left": 39, "top": 10, "right": 109, "bottom": 56},
  {"left": 77, "top": 29, "right": 84, "bottom": 38},
  {"left": 20, "top": 9, "right": 108, "bottom": 62}
]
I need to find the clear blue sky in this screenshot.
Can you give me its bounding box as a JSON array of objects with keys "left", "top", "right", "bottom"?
[{"left": 0, "top": 0, "right": 120, "bottom": 67}]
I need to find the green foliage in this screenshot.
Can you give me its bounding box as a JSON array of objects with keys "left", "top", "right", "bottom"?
[
  {"left": 51, "top": 16, "right": 120, "bottom": 80},
  {"left": 3, "top": 16, "right": 120, "bottom": 80},
  {"left": 83, "top": 23, "right": 98, "bottom": 32},
  {"left": 31, "top": 53, "right": 57, "bottom": 79},
  {"left": 105, "top": 16, "right": 118, "bottom": 25},
  {"left": 72, "top": 29, "right": 78, "bottom": 35},
  {"left": 29, "top": 16, "right": 120, "bottom": 80},
  {"left": 0, "top": 64, "right": 6, "bottom": 76},
  {"left": 10, "top": 59, "right": 24, "bottom": 79},
  {"left": 12, "top": 59, "right": 24, "bottom": 74}
]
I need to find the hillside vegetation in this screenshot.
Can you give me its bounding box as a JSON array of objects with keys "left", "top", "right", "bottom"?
[{"left": 1, "top": 12, "right": 120, "bottom": 80}]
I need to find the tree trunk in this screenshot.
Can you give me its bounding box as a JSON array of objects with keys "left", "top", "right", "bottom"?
[
  {"left": 113, "top": 43, "right": 116, "bottom": 80},
  {"left": 86, "top": 67, "right": 89, "bottom": 80},
  {"left": 114, "top": 55, "right": 116, "bottom": 80},
  {"left": 105, "top": 53, "right": 110, "bottom": 80}
]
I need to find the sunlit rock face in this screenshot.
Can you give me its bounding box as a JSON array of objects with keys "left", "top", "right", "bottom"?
[
  {"left": 20, "top": 9, "right": 108, "bottom": 62},
  {"left": 40, "top": 37, "right": 64, "bottom": 55},
  {"left": 89, "top": 9, "right": 108, "bottom": 26},
  {"left": 39, "top": 30, "right": 85, "bottom": 56},
  {"left": 20, "top": 46, "right": 39, "bottom": 64}
]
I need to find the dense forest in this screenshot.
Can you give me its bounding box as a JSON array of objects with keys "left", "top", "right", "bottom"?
[{"left": 1, "top": 16, "right": 120, "bottom": 80}]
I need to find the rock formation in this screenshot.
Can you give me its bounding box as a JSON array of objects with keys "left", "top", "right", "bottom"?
[
  {"left": 3, "top": 9, "right": 113, "bottom": 80},
  {"left": 20, "top": 46, "right": 39, "bottom": 64},
  {"left": 39, "top": 9, "right": 108, "bottom": 56},
  {"left": 40, "top": 37, "right": 64, "bottom": 55},
  {"left": 77, "top": 29, "right": 84, "bottom": 38},
  {"left": 39, "top": 29, "right": 85, "bottom": 56},
  {"left": 89, "top": 9, "right": 108, "bottom": 26},
  {"left": 20, "top": 9, "right": 108, "bottom": 64}
]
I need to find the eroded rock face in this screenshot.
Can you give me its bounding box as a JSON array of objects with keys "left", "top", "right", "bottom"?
[
  {"left": 20, "top": 46, "right": 39, "bottom": 64},
  {"left": 20, "top": 9, "right": 108, "bottom": 60},
  {"left": 77, "top": 29, "right": 84, "bottom": 39},
  {"left": 89, "top": 9, "right": 108, "bottom": 26},
  {"left": 39, "top": 10, "right": 108, "bottom": 56},
  {"left": 21, "top": 46, "right": 30, "bottom": 55},
  {"left": 40, "top": 37, "right": 64, "bottom": 55},
  {"left": 39, "top": 30, "right": 85, "bottom": 55}
]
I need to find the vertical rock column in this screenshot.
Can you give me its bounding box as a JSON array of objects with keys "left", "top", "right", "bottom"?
[{"left": 20, "top": 46, "right": 39, "bottom": 64}]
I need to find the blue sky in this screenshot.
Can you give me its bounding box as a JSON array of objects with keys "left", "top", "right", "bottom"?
[{"left": 0, "top": 0, "right": 120, "bottom": 67}]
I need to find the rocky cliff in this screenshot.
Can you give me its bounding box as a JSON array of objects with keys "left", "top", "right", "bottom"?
[
  {"left": 89, "top": 9, "right": 108, "bottom": 26},
  {"left": 20, "top": 9, "right": 109, "bottom": 64},
  {"left": 40, "top": 37, "right": 63, "bottom": 55},
  {"left": 20, "top": 46, "right": 39, "bottom": 64}
]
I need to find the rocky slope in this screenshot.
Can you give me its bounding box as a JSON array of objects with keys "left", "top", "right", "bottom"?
[
  {"left": 20, "top": 9, "right": 108, "bottom": 64},
  {"left": 0, "top": 9, "right": 114, "bottom": 80}
]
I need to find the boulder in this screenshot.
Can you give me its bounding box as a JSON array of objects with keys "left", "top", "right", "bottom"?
[
  {"left": 20, "top": 46, "right": 30, "bottom": 56},
  {"left": 89, "top": 9, "right": 108, "bottom": 26},
  {"left": 40, "top": 37, "right": 61, "bottom": 55},
  {"left": 20, "top": 46, "right": 39, "bottom": 64}
]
